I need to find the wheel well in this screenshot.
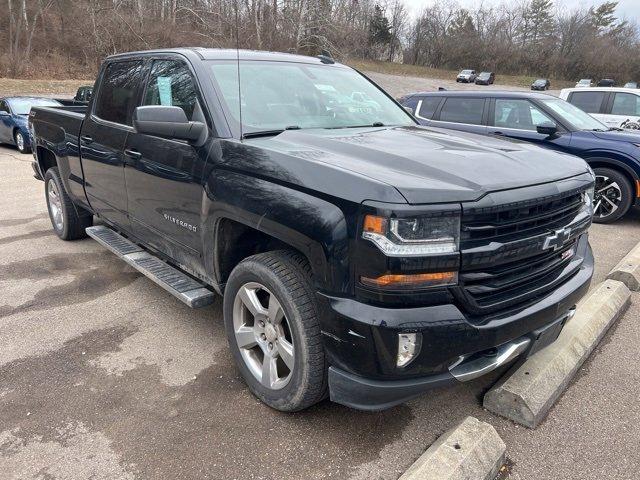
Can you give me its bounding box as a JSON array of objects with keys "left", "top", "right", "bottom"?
[
  {"left": 36, "top": 147, "right": 57, "bottom": 173},
  {"left": 216, "top": 218, "right": 308, "bottom": 289}
]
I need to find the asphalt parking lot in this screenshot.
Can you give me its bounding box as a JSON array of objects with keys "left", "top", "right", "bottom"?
[{"left": 1, "top": 136, "right": 640, "bottom": 480}]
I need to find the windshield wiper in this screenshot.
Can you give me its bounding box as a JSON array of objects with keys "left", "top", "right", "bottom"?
[
  {"left": 325, "top": 122, "right": 386, "bottom": 130},
  {"left": 242, "top": 125, "right": 300, "bottom": 139}
]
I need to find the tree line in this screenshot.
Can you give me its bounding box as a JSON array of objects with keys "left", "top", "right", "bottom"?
[{"left": 1, "top": 0, "right": 638, "bottom": 83}]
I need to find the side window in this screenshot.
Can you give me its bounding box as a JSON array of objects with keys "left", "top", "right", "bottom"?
[
  {"left": 95, "top": 61, "right": 144, "bottom": 126},
  {"left": 0, "top": 100, "right": 8, "bottom": 113},
  {"left": 611, "top": 93, "right": 640, "bottom": 116},
  {"left": 494, "top": 99, "right": 553, "bottom": 131},
  {"left": 439, "top": 97, "right": 484, "bottom": 125},
  {"left": 416, "top": 97, "right": 441, "bottom": 120},
  {"left": 568, "top": 91, "right": 605, "bottom": 114},
  {"left": 143, "top": 60, "right": 198, "bottom": 120}
]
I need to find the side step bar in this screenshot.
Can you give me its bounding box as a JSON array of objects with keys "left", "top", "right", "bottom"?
[{"left": 86, "top": 225, "right": 215, "bottom": 308}]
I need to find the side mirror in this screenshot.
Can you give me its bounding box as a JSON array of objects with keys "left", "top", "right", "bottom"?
[
  {"left": 133, "top": 105, "right": 205, "bottom": 142},
  {"left": 536, "top": 122, "right": 558, "bottom": 136},
  {"left": 403, "top": 106, "right": 414, "bottom": 115}
]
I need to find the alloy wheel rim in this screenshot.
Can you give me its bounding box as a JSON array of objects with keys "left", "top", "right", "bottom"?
[
  {"left": 232, "top": 282, "right": 294, "bottom": 390},
  {"left": 16, "top": 133, "right": 24, "bottom": 151},
  {"left": 47, "top": 180, "right": 64, "bottom": 231},
  {"left": 593, "top": 174, "right": 622, "bottom": 219}
]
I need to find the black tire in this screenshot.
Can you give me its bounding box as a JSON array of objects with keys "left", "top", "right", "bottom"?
[
  {"left": 223, "top": 250, "right": 327, "bottom": 411},
  {"left": 14, "top": 130, "right": 30, "bottom": 154},
  {"left": 592, "top": 166, "right": 633, "bottom": 224},
  {"left": 44, "top": 167, "right": 93, "bottom": 240}
]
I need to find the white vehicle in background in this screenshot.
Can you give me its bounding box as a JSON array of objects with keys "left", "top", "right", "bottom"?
[
  {"left": 560, "top": 87, "right": 640, "bottom": 131},
  {"left": 575, "top": 79, "right": 593, "bottom": 88},
  {"left": 456, "top": 69, "right": 477, "bottom": 83}
]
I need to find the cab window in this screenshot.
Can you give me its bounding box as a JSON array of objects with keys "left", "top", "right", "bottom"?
[
  {"left": 95, "top": 60, "right": 144, "bottom": 126},
  {"left": 494, "top": 99, "right": 553, "bottom": 131},
  {"left": 439, "top": 97, "right": 484, "bottom": 125},
  {"left": 143, "top": 60, "right": 198, "bottom": 120},
  {"left": 611, "top": 93, "right": 640, "bottom": 116},
  {"left": 416, "top": 97, "right": 441, "bottom": 120}
]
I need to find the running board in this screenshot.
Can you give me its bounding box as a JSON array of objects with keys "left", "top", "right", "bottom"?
[{"left": 86, "top": 225, "right": 215, "bottom": 308}]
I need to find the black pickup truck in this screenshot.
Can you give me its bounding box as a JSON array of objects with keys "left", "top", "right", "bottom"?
[{"left": 30, "top": 48, "right": 595, "bottom": 411}]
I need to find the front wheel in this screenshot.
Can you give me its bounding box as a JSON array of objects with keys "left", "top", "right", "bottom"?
[
  {"left": 14, "top": 130, "right": 30, "bottom": 154},
  {"left": 224, "top": 250, "right": 327, "bottom": 411},
  {"left": 44, "top": 167, "right": 93, "bottom": 239},
  {"left": 592, "top": 167, "right": 633, "bottom": 223}
]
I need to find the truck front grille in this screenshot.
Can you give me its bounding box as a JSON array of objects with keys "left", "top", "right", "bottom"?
[{"left": 456, "top": 184, "right": 591, "bottom": 316}]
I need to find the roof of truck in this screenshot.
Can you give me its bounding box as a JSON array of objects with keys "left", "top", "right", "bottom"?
[{"left": 106, "top": 48, "right": 345, "bottom": 66}]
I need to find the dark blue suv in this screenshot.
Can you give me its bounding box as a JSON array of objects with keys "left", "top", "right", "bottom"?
[{"left": 400, "top": 91, "right": 640, "bottom": 223}]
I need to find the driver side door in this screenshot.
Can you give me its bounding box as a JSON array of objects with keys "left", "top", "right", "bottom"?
[{"left": 487, "top": 98, "right": 572, "bottom": 152}]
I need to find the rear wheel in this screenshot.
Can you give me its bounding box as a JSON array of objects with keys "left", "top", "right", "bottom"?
[
  {"left": 14, "top": 130, "right": 29, "bottom": 154},
  {"left": 44, "top": 167, "right": 93, "bottom": 240},
  {"left": 224, "top": 250, "right": 327, "bottom": 411},
  {"left": 592, "top": 167, "right": 633, "bottom": 223}
]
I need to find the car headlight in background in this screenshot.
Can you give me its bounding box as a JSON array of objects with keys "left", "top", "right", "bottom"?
[{"left": 362, "top": 213, "right": 460, "bottom": 256}]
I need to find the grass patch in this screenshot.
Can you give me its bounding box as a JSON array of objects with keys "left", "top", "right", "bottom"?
[
  {"left": 0, "top": 78, "right": 92, "bottom": 96},
  {"left": 346, "top": 59, "right": 574, "bottom": 89}
]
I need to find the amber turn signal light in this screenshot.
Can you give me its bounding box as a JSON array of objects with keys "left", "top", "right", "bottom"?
[
  {"left": 360, "top": 271, "right": 458, "bottom": 289},
  {"left": 363, "top": 214, "right": 386, "bottom": 234}
]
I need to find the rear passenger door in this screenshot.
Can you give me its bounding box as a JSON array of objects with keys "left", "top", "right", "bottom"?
[
  {"left": 566, "top": 90, "right": 609, "bottom": 124},
  {"left": 430, "top": 97, "right": 488, "bottom": 135},
  {"left": 604, "top": 92, "right": 640, "bottom": 129},
  {"left": 123, "top": 57, "right": 210, "bottom": 262},
  {"left": 80, "top": 59, "right": 146, "bottom": 229}
]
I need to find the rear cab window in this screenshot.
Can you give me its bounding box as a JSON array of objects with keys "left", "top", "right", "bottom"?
[
  {"left": 94, "top": 60, "right": 145, "bottom": 126},
  {"left": 438, "top": 97, "right": 484, "bottom": 125},
  {"left": 567, "top": 91, "right": 606, "bottom": 114}
]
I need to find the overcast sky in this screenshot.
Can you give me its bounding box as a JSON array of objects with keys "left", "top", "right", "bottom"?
[{"left": 402, "top": 0, "right": 640, "bottom": 21}]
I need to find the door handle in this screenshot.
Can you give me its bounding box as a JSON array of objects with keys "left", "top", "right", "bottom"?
[
  {"left": 492, "top": 131, "right": 505, "bottom": 136},
  {"left": 124, "top": 149, "right": 142, "bottom": 161},
  {"left": 80, "top": 135, "right": 93, "bottom": 144}
]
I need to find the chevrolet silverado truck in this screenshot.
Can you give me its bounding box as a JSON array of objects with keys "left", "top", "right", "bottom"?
[{"left": 30, "top": 48, "right": 595, "bottom": 412}]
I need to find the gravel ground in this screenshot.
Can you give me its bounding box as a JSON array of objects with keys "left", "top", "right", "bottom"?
[{"left": 0, "top": 70, "right": 639, "bottom": 480}]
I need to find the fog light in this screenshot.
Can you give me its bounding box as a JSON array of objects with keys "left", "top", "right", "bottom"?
[{"left": 397, "top": 332, "right": 422, "bottom": 367}]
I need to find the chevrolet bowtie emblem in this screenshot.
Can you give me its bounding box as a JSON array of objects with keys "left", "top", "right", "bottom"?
[{"left": 543, "top": 227, "right": 571, "bottom": 250}]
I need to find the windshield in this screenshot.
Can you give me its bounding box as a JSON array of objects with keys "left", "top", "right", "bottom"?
[
  {"left": 534, "top": 79, "right": 546, "bottom": 85},
  {"left": 539, "top": 98, "right": 607, "bottom": 131},
  {"left": 8, "top": 98, "right": 60, "bottom": 115},
  {"left": 209, "top": 61, "right": 414, "bottom": 134},
  {"left": 479, "top": 73, "right": 490, "bottom": 78},
  {"left": 460, "top": 70, "right": 473, "bottom": 74},
  {"left": 578, "top": 79, "right": 591, "bottom": 85}
]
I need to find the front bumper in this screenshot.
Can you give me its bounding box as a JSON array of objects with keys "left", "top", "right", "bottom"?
[{"left": 321, "top": 237, "right": 593, "bottom": 410}]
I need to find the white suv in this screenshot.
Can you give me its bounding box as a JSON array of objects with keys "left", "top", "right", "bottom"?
[{"left": 560, "top": 87, "right": 640, "bottom": 130}]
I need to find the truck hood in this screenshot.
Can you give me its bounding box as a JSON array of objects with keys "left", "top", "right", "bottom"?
[{"left": 253, "top": 126, "right": 590, "bottom": 204}]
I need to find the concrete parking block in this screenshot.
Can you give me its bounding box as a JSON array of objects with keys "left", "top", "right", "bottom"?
[
  {"left": 398, "top": 416, "right": 506, "bottom": 480},
  {"left": 607, "top": 240, "right": 640, "bottom": 290},
  {"left": 483, "top": 279, "right": 630, "bottom": 428}
]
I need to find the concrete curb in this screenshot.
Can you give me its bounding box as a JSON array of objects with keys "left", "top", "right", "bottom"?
[
  {"left": 398, "top": 416, "right": 505, "bottom": 480},
  {"left": 607, "top": 241, "right": 640, "bottom": 290},
  {"left": 483, "top": 279, "right": 630, "bottom": 428}
]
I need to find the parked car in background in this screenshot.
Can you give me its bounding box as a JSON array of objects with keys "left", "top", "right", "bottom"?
[
  {"left": 456, "top": 69, "right": 477, "bottom": 83},
  {"left": 0, "top": 97, "right": 62, "bottom": 153},
  {"left": 576, "top": 79, "right": 593, "bottom": 88},
  {"left": 624, "top": 82, "right": 638, "bottom": 89},
  {"left": 531, "top": 78, "right": 551, "bottom": 91},
  {"left": 598, "top": 79, "right": 616, "bottom": 87},
  {"left": 400, "top": 90, "right": 640, "bottom": 223},
  {"left": 560, "top": 87, "right": 640, "bottom": 131},
  {"left": 74, "top": 86, "right": 93, "bottom": 103},
  {"left": 475, "top": 72, "right": 495, "bottom": 85},
  {"left": 29, "top": 48, "right": 595, "bottom": 412}
]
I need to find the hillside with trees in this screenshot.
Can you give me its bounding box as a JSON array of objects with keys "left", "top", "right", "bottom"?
[{"left": 1, "top": 0, "right": 638, "bottom": 82}]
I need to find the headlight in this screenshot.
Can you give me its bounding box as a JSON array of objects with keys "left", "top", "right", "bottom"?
[
  {"left": 584, "top": 186, "right": 595, "bottom": 210},
  {"left": 362, "top": 213, "right": 460, "bottom": 257}
]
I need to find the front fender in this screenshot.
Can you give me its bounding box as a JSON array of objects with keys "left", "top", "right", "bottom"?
[{"left": 202, "top": 169, "right": 354, "bottom": 294}]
